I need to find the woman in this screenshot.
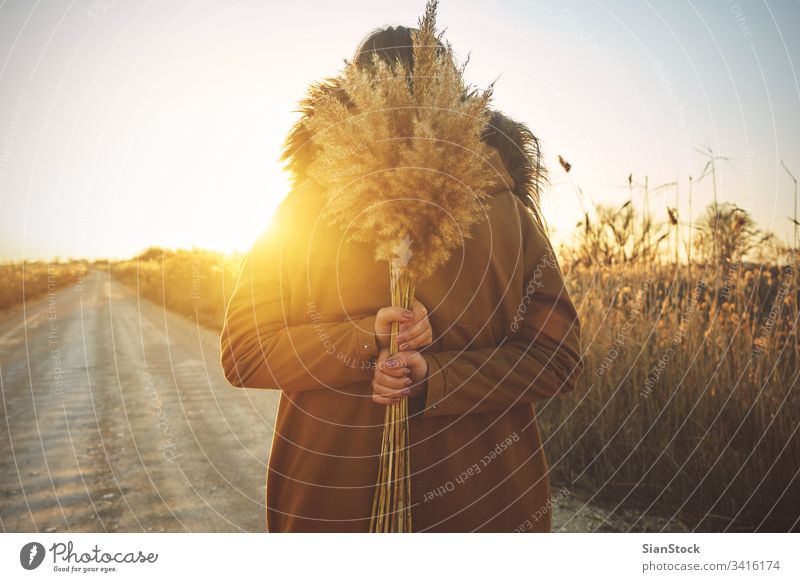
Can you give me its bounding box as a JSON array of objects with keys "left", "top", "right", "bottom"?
[{"left": 220, "top": 24, "right": 583, "bottom": 532}]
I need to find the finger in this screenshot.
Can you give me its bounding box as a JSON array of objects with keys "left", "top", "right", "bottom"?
[
  {"left": 377, "top": 306, "right": 414, "bottom": 326},
  {"left": 390, "top": 351, "right": 423, "bottom": 370},
  {"left": 379, "top": 353, "right": 409, "bottom": 369},
  {"left": 398, "top": 316, "right": 429, "bottom": 336},
  {"left": 374, "top": 372, "right": 410, "bottom": 390},
  {"left": 397, "top": 325, "right": 432, "bottom": 350},
  {"left": 378, "top": 355, "right": 408, "bottom": 372},
  {"left": 399, "top": 301, "right": 428, "bottom": 332},
  {"left": 373, "top": 382, "right": 411, "bottom": 399},
  {"left": 377, "top": 363, "right": 410, "bottom": 378},
  {"left": 373, "top": 388, "right": 409, "bottom": 402},
  {"left": 372, "top": 394, "right": 399, "bottom": 406}
]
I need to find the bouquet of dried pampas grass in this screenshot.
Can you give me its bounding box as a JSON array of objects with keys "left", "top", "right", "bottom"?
[{"left": 304, "top": 0, "right": 497, "bottom": 532}]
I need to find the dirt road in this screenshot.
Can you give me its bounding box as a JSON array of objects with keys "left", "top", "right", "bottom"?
[
  {"left": 0, "top": 268, "right": 278, "bottom": 532},
  {"left": 0, "top": 269, "right": 667, "bottom": 532}
]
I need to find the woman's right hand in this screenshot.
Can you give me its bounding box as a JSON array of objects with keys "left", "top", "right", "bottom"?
[
  {"left": 371, "top": 348, "right": 428, "bottom": 406},
  {"left": 374, "top": 299, "right": 432, "bottom": 351}
]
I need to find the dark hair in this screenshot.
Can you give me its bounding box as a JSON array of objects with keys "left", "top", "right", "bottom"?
[{"left": 352, "top": 25, "right": 444, "bottom": 72}]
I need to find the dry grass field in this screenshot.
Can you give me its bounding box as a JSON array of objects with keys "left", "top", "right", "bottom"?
[
  {"left": 543, "top": 200, "right": 798, "bottom": 531},
  {"left": 0, "top": 260, "right": 90, "bottom": 312}
]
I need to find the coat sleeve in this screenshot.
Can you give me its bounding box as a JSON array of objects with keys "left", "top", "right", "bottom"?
[
  {"left": 418, "top": 201, "right": 583, "bottom": 417},
  {"left": 219, "top": 224, "right": 380, "bottom": 391}
]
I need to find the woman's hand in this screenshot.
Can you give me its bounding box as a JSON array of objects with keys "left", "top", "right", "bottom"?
[
  {"left": 371, "top": 348, "right": 429, "bottom": 405},
  {"left": 374, "top": 299, "right": 433, "bottom": 351}
]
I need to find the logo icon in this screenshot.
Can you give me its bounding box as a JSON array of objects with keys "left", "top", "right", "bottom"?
[{"left": 20, "top": 542, "right": 46, "bottom": 570}]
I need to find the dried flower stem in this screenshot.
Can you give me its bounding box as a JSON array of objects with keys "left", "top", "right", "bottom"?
[{"left": 369, "top": 262, "right": 415, "bottom": 532}]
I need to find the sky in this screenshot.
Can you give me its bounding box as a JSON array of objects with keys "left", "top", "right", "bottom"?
[{"left": 0, "top": 0, "right": 798, "bottom": 261}]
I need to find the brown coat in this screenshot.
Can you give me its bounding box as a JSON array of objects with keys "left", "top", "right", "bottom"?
[{"left": 220, "top": 148, "right": 583, "bottom": 532}]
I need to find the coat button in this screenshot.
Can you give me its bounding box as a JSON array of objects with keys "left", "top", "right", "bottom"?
[{"left": 362, "top": 342, "right": 370, "bottom": 350}]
